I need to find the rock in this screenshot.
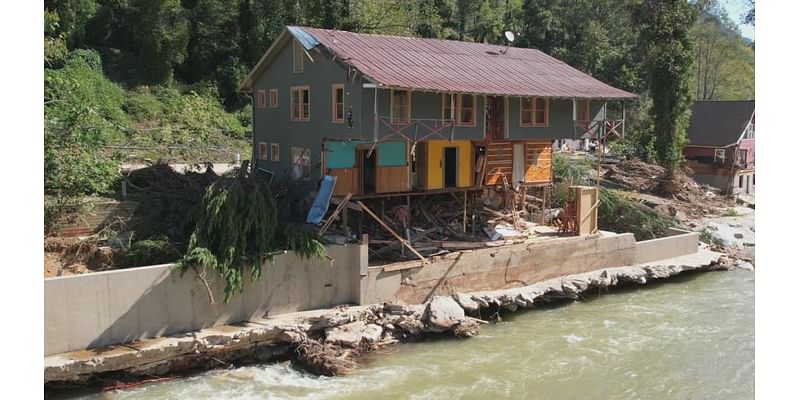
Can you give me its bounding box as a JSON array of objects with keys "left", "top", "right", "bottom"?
[
  {"left": 734, "top": 233, "right": 744, "bottom": 239},
  {"left": 383, "top": 301, "right": 407, "bottom": 315},
  {"left": 736, "top": 262, "right": 755, "bottom": 271},
  {"left": 397, "top": 318, "right": 424, "bottom": 335},
  {"left": 674, "top": 210, "right": 688, "bottom": 222},
  {"left": 424, "top": 296, "right": 466, "bottom": 332},
  {"left": 452, "top": 293, "right": 479, "bottom": 312},
  {"left": 325, "top": 321, "right": 383, "bottom": 348},
  {"left": 743, "top": 242, "right": 755, "bottom": 247}
]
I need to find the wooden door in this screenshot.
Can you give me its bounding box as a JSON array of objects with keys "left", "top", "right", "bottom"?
[{"left": 486, "top": 96, "right": 505, "bottom": 140}]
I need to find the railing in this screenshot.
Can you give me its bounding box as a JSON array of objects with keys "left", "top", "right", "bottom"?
[
  {"left": 574, "top": 118, "right": 625, "bottom": 140},
  {"left": 375, "top": 116, "right": 456, "bottom": 142}
]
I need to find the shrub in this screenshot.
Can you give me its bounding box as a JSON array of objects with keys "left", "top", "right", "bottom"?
[{"left": 123, "top": 235, "right": 181, "bottom": 267}]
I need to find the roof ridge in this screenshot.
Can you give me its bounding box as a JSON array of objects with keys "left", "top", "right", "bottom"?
[{"left": 291, "top": 25, "right": 547, "bottom": 53}]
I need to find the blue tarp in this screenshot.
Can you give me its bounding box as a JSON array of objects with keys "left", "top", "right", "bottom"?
[
  {"left": 287, "top": 26, "right": 320, "bottom": 50},
  {"left": 306, "top": 175, "right": 337, "bottom": 225}
]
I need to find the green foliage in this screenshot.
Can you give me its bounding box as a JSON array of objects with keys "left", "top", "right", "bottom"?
[
  {"left": 275, "top": 224, "right": 327, "bottom": 260},
  {"left": 44, "top": 49, "right": 126, "bottom": 230},
  {"left": 177, "top": 164, "right": 279, "bottom": 302},
  {"left": 123, "top": 235, "right": 181, "bottom": 267},
  {"left": 598, "top": 188, "right": 672, "bottom": 240},
  {"left": 552, "top": 153, "right": 593, "bottom": 186},
  {"left": 45, "top": 10, "right": 68, "bottom": 66},
  {"left": 699, "top": 228, "right": 724, "bottom": 246},
  {"left": 633, "top": 0, "right": 697, "bottom": 174}
]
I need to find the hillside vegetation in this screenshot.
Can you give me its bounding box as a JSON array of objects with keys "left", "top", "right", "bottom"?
[{"left": 43, "top": 0, "right": 754, "bottom": 237}]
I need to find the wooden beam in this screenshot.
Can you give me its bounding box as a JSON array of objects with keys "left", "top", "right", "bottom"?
[
  {"left": 330, "top": 195, "right": 362, "bottom": 211},
  {"left": 319, "top": 193, "right": 352, "bottom": 235},
  {"left": 355, "top": 200, "right": 427, "bottom": 263}
]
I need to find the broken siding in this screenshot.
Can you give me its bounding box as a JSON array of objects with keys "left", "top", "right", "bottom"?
[{"left": 524, "top": 140, "right": 552, "bottom": 183}]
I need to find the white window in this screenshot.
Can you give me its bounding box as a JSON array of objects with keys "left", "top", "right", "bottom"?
[
  {"left": 714, "top": 148, "right": 726, "bottom": 163},
  {"left": 270, "top": 143, "right": 280, "bottom": 162},
  {"left": 293, "top": 40, "right": 304, "bottom": 73},
  {"left": 291, "top": 147, "right": 311, "bottom": 180}
]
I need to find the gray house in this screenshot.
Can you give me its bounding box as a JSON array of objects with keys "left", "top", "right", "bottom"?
[{"left": 240, "top": 26, "right": 636, "bottom": 199}]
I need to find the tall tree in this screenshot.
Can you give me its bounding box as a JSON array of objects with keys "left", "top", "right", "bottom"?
[{"left": 632, "top": 0, "right": 697, "bottom": 181}]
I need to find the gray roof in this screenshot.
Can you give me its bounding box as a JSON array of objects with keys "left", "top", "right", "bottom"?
[{"left": 686, "top": 101, "right": 755, "bottom": 147}]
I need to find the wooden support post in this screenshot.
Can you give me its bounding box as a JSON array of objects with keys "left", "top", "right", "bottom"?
[
  {"left": 462, "top": 190, "right": 467, "bottom": 233},
  {"left": 356, "top": 200, "right": 427, "bottom": 263},
  {"left": 319, "top": 193, "right": 353, "bottom": 235},
  {"left": 541, "top": 186, "right": 547, "bottom": 226}
]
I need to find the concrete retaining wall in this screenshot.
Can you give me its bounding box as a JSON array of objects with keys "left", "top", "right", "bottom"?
[
  {"left": 360, "top": 234, "right": 639, "bottom": 305},
  {"left": 45, "top": 230, "right": 701, "bottom": 356},
  {"left": 44, "top": 244, "right": 365, "bottom": 356},
  {"left": 634, "top": 228, "right": 699, "bottom": 264}
]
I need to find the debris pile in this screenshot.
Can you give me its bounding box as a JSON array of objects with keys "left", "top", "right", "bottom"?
[{"left": 318, "top": 189, "right": 558, "bottom": 264}]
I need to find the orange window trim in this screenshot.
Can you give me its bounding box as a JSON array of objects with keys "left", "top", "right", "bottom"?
[
  {"left": 456, "top": 94, "right": 476, "bottom": 127},
  {"left": 258, "top": 142, "right": 268, "bottom": 160},
  {"left": 257, "top": 90, "right": 267, "bottom": 109},
  {"left": 290, "top": 86, "right": 310, "bottom": 121},
  {"left": 534, "top": 97, "right": 549, "bottom": 127},
  {"left": 332, "top": 84, "right": 345, "bottom": 123},
  {"left": 390, "top": 89, "right": 411, "bottom": 124},
  {"left": 520, "top": 97, "right": 534, "bottom": 127},
  {"left": 269, "top": 89, "right": 278, "bottom": 108}
]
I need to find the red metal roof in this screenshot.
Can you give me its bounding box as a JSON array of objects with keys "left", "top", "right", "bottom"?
[{"left": 297, "top": 26, "right": 637, "bottom": 99}]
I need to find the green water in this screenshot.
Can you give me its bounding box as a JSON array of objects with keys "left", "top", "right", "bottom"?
[{"left": 52, "top": 270, "right": 755, "bottom": 399}]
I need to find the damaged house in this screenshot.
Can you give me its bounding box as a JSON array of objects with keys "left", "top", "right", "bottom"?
[
  {"left": 683, "top": 100, "right": 755, "bottom": 196},
  {"left": 239, "top": 26, "right": 636, "bottom": 258}
]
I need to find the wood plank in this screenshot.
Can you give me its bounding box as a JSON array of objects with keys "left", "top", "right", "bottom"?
[
  {"left": 376, "top": 165, "right": 410, "bottom": 193},
  {"left": 319, "top": 193, "right": 352, "bottom": 235},
  {"left": 355, "top": 200, "right": 427, "bottom": 263}
]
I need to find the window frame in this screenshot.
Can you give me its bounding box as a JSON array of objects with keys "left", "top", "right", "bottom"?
[
  {"left": 257, "top": 89, "right": 267, "bottom": 109},
  {"left": 258, "top": 142, "right": 268, "bottom": 160},
  {"left": 714, "top": 148, "right": 726, "bottom": 163},
  {"left": 270, "top": 143, "right": 280, "bottom": 162},
  {"left": 456, "top": 94, "right": 477, "bottom": 127},
  {"left": 442, "top": 94, "right": 454, "bottom": 123},
  {"left": 290, "top": 86, "right": 310, "bottom": 122},
  {"left": 291, "top": 146, "right": 312, "bottom": 181},
  {"left": 293, "top": 40, "right": 304, "bottom": 73},
  {"left": 332, "top": 84, "right": 345, "bottom": 123},
  {"left": 390, "top": 89, "right": 411, "bottom": 125},
  {"left": 269, "top": 88, "right": 278, "bottom": 108},
  {"left": 521, "top": 97, "right": 549, "bottom": 127}
]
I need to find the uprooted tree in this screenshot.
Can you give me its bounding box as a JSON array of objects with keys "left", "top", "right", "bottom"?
[{"left": 177, "top": 161, "right": 325, "bottom": 303}]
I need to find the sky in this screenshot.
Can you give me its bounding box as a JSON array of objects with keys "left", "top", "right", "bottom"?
[{"left": 720, "top": 0, "right": 755, "bottom": 40}]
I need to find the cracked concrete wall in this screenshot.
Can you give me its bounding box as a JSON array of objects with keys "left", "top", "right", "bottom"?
[
  {"left": 44, "top": 244, "right": 365, "bottom": 356},
  {"left": 362, "top": 233, "right": 641, "bottom": 305}
]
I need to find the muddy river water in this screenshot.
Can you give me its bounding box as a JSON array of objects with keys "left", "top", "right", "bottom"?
[{"left": 52, "top": 269, "right": 754, "bottom": 400}]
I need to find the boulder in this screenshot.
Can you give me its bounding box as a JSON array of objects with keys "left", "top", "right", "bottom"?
[
  {"left": 452, "top": 293, "right": 479, "bottom": 312},
  {"left": 424, "top": 296, "right": 466, "bottom": 332},
  {"left": 325, "top": 321, "right": 383, "bottom": 348}
]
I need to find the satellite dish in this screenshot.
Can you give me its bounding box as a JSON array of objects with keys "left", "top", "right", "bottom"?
[{"left": 504, "top": 31, "right": 515, "bottom": 43}]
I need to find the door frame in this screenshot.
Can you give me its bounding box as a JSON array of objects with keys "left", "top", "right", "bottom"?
[
  {"left": 485, "top": 96, "right": 508, "bottom": 141},
  {"left": 442, "top": 146, "right": 459, "bottom": 188},
  {"left": 357, "top": 146, "right": 379, "bottom": 194}
]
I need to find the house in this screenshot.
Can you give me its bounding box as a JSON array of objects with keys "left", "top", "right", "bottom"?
[
  {"left": 239, "top": 26, "right": 637, "bottom": 202},
  {"left": 683, "top": 100, "right": 755, "bottom": 196}
]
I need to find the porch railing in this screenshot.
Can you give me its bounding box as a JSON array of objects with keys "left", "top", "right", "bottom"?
[
  {"left": 574, "top": 118, "right": 625, "bottom": 141},
  {"left": 375, "top": 116, "right": 456, "bottom": 142}
]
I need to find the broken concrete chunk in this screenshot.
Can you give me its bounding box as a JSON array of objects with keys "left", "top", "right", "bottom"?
[
  {"left": 325, "top": 321, "right": 383, "bottom": 348},
  {"left": 452, "top": 293, "right": 479, "bottom": 312},
  {"left": 424, "top": 296, "right": 466, "bottom": 332}
]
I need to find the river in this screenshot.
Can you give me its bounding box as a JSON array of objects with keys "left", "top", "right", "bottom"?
[{"left": 51, "top": 269, "right": 754, "bottom": 400}]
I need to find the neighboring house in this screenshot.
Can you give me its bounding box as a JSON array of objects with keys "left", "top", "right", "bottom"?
[
  {"left": 684, "top": 100, "right": 755, "bottom": 196},
  {"left": 240, "top": 26, "right": 637, "bottom": 200}
]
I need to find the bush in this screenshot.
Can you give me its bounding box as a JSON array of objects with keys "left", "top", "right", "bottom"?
[
  {"left": 123, "top": 89, "right": 165, "bottom": 122},
  {"left": 123, "top": 235, "right": 181, "bottom": 267},
  {"left": 598, "top": 188, "right": 673, "bottom": 240},
  {"left": 44, "top": 49, "right": 126, "bottom": 231}
]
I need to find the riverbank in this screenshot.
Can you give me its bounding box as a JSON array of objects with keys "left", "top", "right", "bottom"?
[{"left": 45, "top": 248, "right": 730, "bottom": 388}]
